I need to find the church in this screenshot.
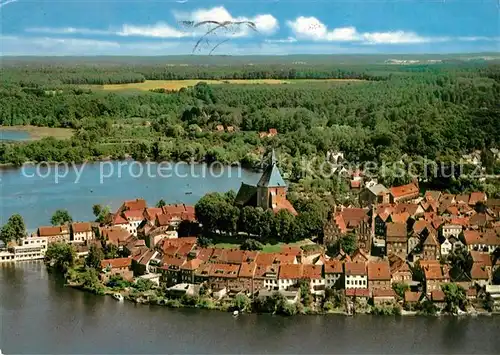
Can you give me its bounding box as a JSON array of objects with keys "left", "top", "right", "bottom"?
[{"left": 234, "top": 150, "right": 297, "bottom": 215}]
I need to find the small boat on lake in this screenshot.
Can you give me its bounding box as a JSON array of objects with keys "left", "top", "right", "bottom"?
[
  {"left": 233, "top": 310, "right": 239, "bottom": 316},
  {"left": 112, "top": 293, "right": 124, "bottom": 302}
]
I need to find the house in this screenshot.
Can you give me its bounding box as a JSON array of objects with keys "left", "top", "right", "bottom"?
[
  {"left": 323, "top": 259, "right": 343, "bottom": 289},
  {"left": 254, "top": 264, "right": 279, "bottom": 290},
  {"left": 388, "top": 254, "right": 412, "bottom": 284},
  {"left": 431, "top": 290, "right": 447, "bottom": 310},
  {"left": 179, "top": 258, "right": 204, "bottom": 284},
  {"left": 278, "top": 264, "right": 302, "bottom": 290},
  {"left": 100, "top": 258, "right": 133, "bottom": 282},
  {"left": 367, "top": 261, "right": 391, "bottom": 292},
  {"left": 463, "top": 229, "right": 500, "bottom": 253},
  {"left": 372, "top": 288, "right": 396, "bottom": 305},
  {"left": 234, "top": 149, "right": 297, "bottom": 216},
  {"left": 71, "top": 222, "right": 93, "bottom": 243},
  {"left": 389, "top": 183, "right": 419, "bottom": 203},
  {"left": 133, "top": 249, "right": 159, "bottom": 275},
  {"left": 359, "top": 184, "right": 390, "bottom": 206},
  {"left": 439, "top": 237, "right": 453, "bottom": 258},
  {"left": 422, "top": 261, "right": 449, "bottom": 293},
  {"left": 324, "top": 207, "right": 371, "bottom": 251},
  {"left": 471, "top": 263, "right": 490, "bottom": 287},
  {"left": 441, "top": 224, "right": 463, "bottom": 239},
  {"left": 404, "top": 291, "right": 422, "bottom": 310},
  {"left": 101, "top": 226, "right": 132, "bottom": 249},
  {"left": 207, "top": 263, "right": 241, "bottom": 291},
  {"left": 422, "top": 233, "right": 439, "bottom": 260},
  {"left": 303, "top": 264, "right": 325, "bottom": 295},
  {"left": 386, "top": 222, "right": 408, "bottom": 259},
  {"left": 345, "top": 288, "right": 370, "bottom": 303},
  {"left": 161, "top": 255, "right": 186, "bottom": 286},
  {"left": 237, "top": 262, "right": 258, "bottom": 293},
  {"left": 37, "top": 225, "right": 71, "bottom": 243},
  {"left": 215, "top": 124, "right": 224, "bottom": 132},
  {"left": 117, "top": 198, "right": 147, "bottom": 214},
  {"left": 0, "top": 236, "right": 49, "bottom": 263},
  {"left": 122, "top": 210, "right": 144, "bottom": 236},
  {"left": 351, "top": 248, "right": 369, "bottom": 263},
  {"left": 344, "top": 262, "right": 367, "bottom": 289}
]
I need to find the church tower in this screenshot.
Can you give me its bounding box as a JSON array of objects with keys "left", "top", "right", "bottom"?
[{"left": 256, "top": 149, "right": 287, "bottom": 210}]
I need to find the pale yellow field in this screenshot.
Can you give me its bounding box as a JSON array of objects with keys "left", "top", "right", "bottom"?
[
  {"left": 97, "top": 78, "right": 365, "bottom": 92},
  {"left": 0, "top": 125, "right": 74, "bottom": 140}
]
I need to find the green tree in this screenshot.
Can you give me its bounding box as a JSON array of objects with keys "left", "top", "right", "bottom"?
[
  {"left": 392, "top": 282, "right": 409, "bottom": 298},
  {"left": 51, "top": 209, "right": 73, "bottom": 226},
  {"left": 0, "top": 214, "right": 26, "bottom": 244},
  {"left": 85, "top": 244, "right": 104, "bottom": 269},
  {"left": 233, "top": 294, "right": 251, "bottom": 312},
  {"left": 134, "top": 278, "right": 155, "bottom": 292},
  {"left": 240, "top": 238, "right": 264, "bottom": 251},
  {"left": 448, "top": 245, "right": 473, "bottom": 280},
  {"left": 81, "top": 268, "right": 105, "bottom": 295},
  {"left": 197, "top": 235, "right": 213, "bottom": 248},
  {"left": 442, "top": 283, "right": 466, "bottom": 313},
  {"left": 104, "top": 244, "right": 119, "bottom": 259},
  {"left": 93, "top": 204, "right": 110, "bottom": 224},
  {"left": 156, "top": 199, "right": 166, "bottom": 208},
  {"left": 45, "top": 242, "right": 76, "bottom": 273}
]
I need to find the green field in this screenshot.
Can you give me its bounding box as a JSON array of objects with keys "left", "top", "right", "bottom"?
[
  {"left": 94, "top": 78, "right": 366, "bottom": 92},
  {"left": 212, "top": 239, "right": 315, "bottom": 253}
]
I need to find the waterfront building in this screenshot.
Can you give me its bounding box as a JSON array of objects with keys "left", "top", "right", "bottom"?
[
  {"left": 0, "top": 236, "right": 48, "bottom": 263},
  {"left": 71, "top": 222, "right": 94, "bottom": 242},
  {"left": 37, "top": 225, "right": 70, "bottom": 243}
]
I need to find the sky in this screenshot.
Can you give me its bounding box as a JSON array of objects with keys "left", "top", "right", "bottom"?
[{"left": 0, "top": 0, "right": 499, "bottom": 56}]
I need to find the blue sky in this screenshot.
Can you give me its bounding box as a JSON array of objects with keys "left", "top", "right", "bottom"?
[{"left": 1, "top": 0, "right": 499, "bottom": 55}]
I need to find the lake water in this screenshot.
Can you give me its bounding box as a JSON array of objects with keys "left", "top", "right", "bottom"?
[
  {"left": 0, "top": 161, "right": 261, "bottom": 230},
  {"left": 0, "top": 262, "right": 499, "bottom": 354},
  {"left": 0, "top": 130, "right": 31, "bottom": 141}
]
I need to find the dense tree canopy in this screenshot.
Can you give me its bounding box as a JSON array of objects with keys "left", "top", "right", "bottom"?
[{"left": 0, "top": 214, "right": 27, "bottom": 245}]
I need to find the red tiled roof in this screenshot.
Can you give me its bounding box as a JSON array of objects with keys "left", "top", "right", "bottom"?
[
  {"left": 404, "top": 291, "right": 422, "bottom": 303},
  {"left": 303, "top": 264, "right": 322, "bottom": 279},
  {"left": 324, "top": 260, "right": 343, "bottom": 274},
  {"left": 391, "top": 212, "right": 410, "bottom": 224},
  {"left": 176, "top": 243, "right": 195, "bottom": 257},
  {"left": 351, "top": 180, "right": 361, "bottom": 189},
  {"left": 279, "top": 264, "right": 302, "bottom": 279},
  {"left": 386, "top": 222, "right": 407, "bottom": 239},
  {"left": 123, "top": 199, "right": 147, "bottom": 211},
  {"left": 390, "top": 183, "right": 419, "bottom": 199},
  {"left": 38, "top": 225, "right": 68, "bottom": 236},
  {"left": 470, "top": 251, "right": 492, "bottom": 267},
  {"left": 372, "top": 288, "right": 396, "bottom": 298},
  {"left": 112, "top": 213, "right": 128, "bottom": 225},
  {"left": 431, "top": 290, "right": 446, "bottom": 302},
  {"left": 469, "top": 192, "right": 486, "bottom": 206},
  {"left": 273, "top": 199, "right": 298, "bottom": 216},
  {"left": 238, "top": 262, "right": 257, "bottom": 278},
  {"left": 463, "top": 230, "right": 482, "bottom": 245},
  {"left": 208, "top": 263, "right": 240, "bottom": 278},
  {"left": 367, "top": 261, "right": 391, "bottom": 281},
  {"left": 181, "top": 258, "right": 203, "bottom": 271},
  {"left": 394, "top": 203, "right": 419, "bottom": 216},
  {"left": 345, "top": 288, "right": 370, "bottom": 297},
  {"left": 345, "top": 262, "right": 367, "bottom": 276},
  {"left": 144, "top": 207, "right": 163, "bottom": 221},
  {"left": 455, "top": 194, "right": 470, "bottom": 204},
  {"left": 450, "top": 217, "right": 469, "bottom": 227},
  {"left": 255, "top": 252, "right": 277, "bottom": 266},
  {"left": 162, "top": 255, "right": 186, "bottom": 268},
  {"left": 72, "top": 222, "right": 92, "bottom": 233},
  {"left": 100, "top": 257, "right": 131, "bottom": 269},
  {"left": 423, "top": 264, "right": 446, "bottom": 280},
  {"left": 413, "top": 220, "right": 428, "bottom": 235},
  {"left": 123, "top": 209, "right": 144, "bottom": 221},
  {"left": 274, "top": 253, "right": 297, "bottom": 265},
  {"left": 101, "top": 227, "right": 131, "bottom": 245},
  {"left": 471, "top": 264, "right": 489, "bottom": 280},
  {"left": 196, "top": 248, "right": 214, "bottom": 262}
]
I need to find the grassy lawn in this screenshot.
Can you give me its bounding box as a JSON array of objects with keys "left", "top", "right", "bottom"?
[
  {"left": 0, "top": 125, "right": 74, "bottom": 140},
  {"left": 93, "top": 79, "right": 367, "bottom": 92},
  {"left": 211, "top": 239, "right": 315, "bottom": 253}
]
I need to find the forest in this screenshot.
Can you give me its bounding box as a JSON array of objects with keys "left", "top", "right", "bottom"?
[{"left": 1, "top": 59, "right": 499, "bottom": 202}]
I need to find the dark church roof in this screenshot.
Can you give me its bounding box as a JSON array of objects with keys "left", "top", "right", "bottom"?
[
  {"left": 257, "top": 149, "right": 286, "bottom": 188},
  {"left": 234, "top": 183, "right": 257, "bottom": 206}
]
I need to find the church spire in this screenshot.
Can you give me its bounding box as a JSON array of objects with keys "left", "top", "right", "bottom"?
[{"left": 271, "top": 148, "right": 277, "bottom": 166}]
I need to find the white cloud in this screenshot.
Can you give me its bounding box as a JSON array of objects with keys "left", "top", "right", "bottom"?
[
  {"left": 175, "top": 6, "right": 279, "bottom": 35},
  {"left": 26, "top": 27, "right": 110, "bottom": 35},
  {"left": 287, "top": 16, "right": 451, "bottom": 44},
  {"left": 265, "top": 36, "right": 297, "bottom": 43},
  {"left": 117, "top": 23, "right": 188, "bottom": 38}
]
